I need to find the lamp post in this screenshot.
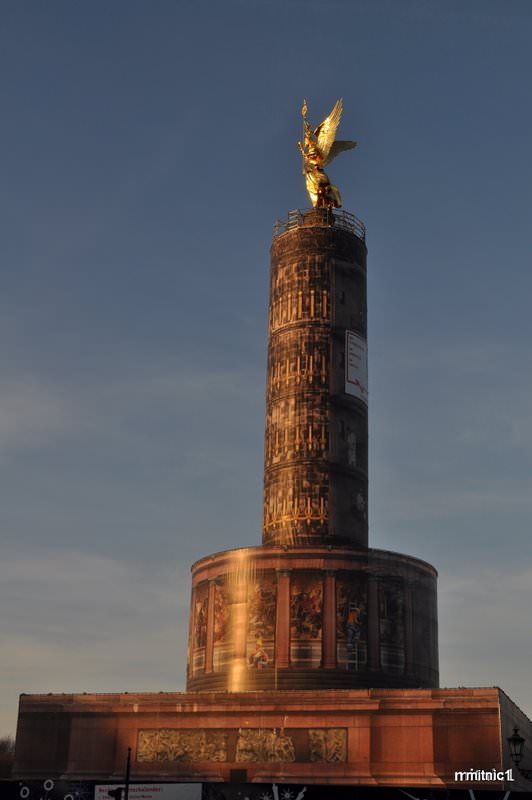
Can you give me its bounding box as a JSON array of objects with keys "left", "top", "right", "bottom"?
[
  {"left": 507, "top": 727, "right": 532, "bottom": 780},
  {"left": 125, "top": 746, "right": 131, "bottom": 800},
  {"left": 107, "top": 747, "right": 132, "bottom": 800}
]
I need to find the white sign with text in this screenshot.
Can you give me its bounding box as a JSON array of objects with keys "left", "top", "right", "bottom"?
[
  {"left": 345, "top": 330, "right": 368, "bottom": 404},
  {"left": 95, "top": 785, "right": 200, "bottom": 800}
]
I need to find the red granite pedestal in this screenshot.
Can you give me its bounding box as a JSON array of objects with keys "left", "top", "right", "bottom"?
[{"left": 13, "top": 687, "right": 532, "bottom": 792}]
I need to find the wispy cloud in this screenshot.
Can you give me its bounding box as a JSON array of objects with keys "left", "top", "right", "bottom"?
[
  {"left": 373, "top": 480, "right": 532, "bottom": 523},
  {"left": 439, "top": 566, "right": 532, "bottom": 712},
  {"left": 370, "top": 336, "right": 532, "bottom": 523},
  {"left": 0, "top": 360, "right": 263, "bottom": 459},
  {"left": 0, "top": 377, "right": 71, "bottom": 454},
  {"left": 0, "top": 552, "right": 191, "bottom": 734}
]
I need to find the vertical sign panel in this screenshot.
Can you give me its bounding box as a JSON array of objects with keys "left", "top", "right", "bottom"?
[{"left": 345, "top": 330, "right": 368, "bottom": 404}]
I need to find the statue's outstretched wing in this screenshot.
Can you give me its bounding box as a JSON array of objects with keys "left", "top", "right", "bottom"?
[
  {"left": 314, "top": 99, "right": 343, "bottom": 162},
  {"left": 324, "top": 139, "right": 357, "bottom": 166}
]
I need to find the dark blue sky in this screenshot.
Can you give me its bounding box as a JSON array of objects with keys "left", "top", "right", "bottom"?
[{"left": 2, "top": 0, "right": 532, "bottom": 734}]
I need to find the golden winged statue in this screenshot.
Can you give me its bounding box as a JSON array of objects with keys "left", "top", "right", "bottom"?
[{"left": 298, "top": 99, "right": 357, "bottom": 208}]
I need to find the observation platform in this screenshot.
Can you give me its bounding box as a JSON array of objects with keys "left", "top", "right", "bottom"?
[{"left": 273, "top": 208, "right": 366, "bottom": 241}]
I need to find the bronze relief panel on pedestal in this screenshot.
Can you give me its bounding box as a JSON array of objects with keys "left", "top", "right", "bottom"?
[
  {"left": 235, "top": 728, "right": 296, "bottom": 763},
  {"left": 137, "top": 729, "right": 228, "bottom": 763}
]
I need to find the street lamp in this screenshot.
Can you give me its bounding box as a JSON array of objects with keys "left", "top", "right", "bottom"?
[
  {"left": 107, "top": 747, "right": 132, "bottom": 800},
  {"left": 507, "top": 728, "right": 532, "bottom": 780}
]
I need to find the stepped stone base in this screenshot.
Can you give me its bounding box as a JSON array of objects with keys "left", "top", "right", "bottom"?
[{"left": 13, "top": 687, "right": 532, "bottom": 791}]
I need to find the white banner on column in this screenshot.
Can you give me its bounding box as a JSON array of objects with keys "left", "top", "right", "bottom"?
[{"left": 345, "top": 330, "right": 368, "bottom": 405}]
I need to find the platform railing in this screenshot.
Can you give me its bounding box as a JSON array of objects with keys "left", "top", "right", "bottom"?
[{"left": 273, "top": 208, "right": 366, "bottom": 241}]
